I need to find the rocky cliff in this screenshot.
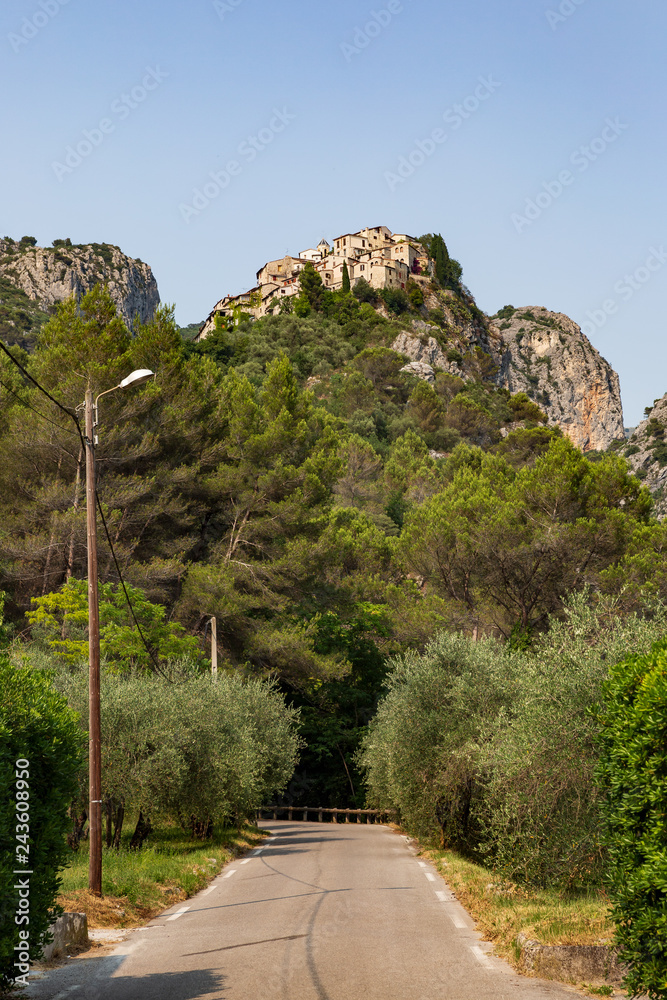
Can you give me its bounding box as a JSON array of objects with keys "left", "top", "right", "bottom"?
[
  {"left": 0, "top": 238, "right": 160, "bottom": 338},
  {"left": 618, "top": 396, "right": 667, "bottom": 518},
  {"left": 490, "top": 306, "right": 624, "bottom": 452},
  {"left": 387, "top": 301, "right": 623, "bottom": 453}
]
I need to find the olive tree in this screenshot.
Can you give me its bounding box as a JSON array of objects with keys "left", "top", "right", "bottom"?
[{"left": 58, "top": 671, "right": 302, "bottom": 844}]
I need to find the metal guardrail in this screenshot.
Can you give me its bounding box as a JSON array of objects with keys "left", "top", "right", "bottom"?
[{"left": 257, "top": 806, "right": 396, "bottom": 824}]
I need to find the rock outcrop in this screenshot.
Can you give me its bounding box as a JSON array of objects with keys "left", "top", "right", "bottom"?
[
  {"left": 0, "top": 238, "right": 160, "bottom": 331},
  {"left": 492, "top": 306, "right": 624, "bottom": 452},
  {"left": 619, "top": 395, "right": 667, "bottom": 518},
  {"left": 392, "top": 326, "right": 457, "bottom": 375},
  {"left": 399, "top": 360, "right": 436, "bottom": 384}
]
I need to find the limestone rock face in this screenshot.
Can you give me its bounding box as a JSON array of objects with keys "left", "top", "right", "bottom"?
[
  {"left": 400, "top": 360, "right": 435, "bottom": 384},
  {"left": 0, "top": 239, "right": 160, "bottom": 330},
  {"left": 620, "top": 395, "right": 667, "bottom": 519},
  {"left": 391, "top": 326, "right": 463, "bottom": 377},
  {"left": 493, "top": 306, "right": 624, "bottom": 453},
  {"left": 393, "top": 329, "right": 449, "bottom": 368}
]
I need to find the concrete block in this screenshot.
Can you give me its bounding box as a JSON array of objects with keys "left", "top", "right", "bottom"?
[{"left": 41, "top": 912, "right": 89, "bottom": 961}]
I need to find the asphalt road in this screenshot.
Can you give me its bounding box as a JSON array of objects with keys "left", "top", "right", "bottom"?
[{"left": 27, "top": 821, "right": 580, "bottom": 1000}]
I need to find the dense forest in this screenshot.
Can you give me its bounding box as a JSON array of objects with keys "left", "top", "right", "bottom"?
[{"left": 1, "top": 239, "right": 667, "bottom": 813}]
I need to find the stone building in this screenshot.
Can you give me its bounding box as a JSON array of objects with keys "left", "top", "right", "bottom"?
[{"left": 196, "top": 227, "right": 432, "bottom": 340}]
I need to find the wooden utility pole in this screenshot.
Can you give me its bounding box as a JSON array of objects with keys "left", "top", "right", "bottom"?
[
  {"left": 85, "top": 388, "right": 102, "bottom": 896},
  {"left": 211, "top": 616, "right": 218, "bottom": 683}
]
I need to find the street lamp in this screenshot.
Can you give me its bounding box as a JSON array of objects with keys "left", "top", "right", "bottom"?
[{"left": 85, "top": 369, "right": 154, "bottom": 896}]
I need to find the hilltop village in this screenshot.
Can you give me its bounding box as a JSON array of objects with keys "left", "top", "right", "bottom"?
[{"left": 196, "top": 226, "right": 434, "bottom": 339}]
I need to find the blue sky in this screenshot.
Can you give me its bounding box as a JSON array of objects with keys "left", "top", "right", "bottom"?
[{"left": 1, "top": 0, "right": 665, "bottom": 424}]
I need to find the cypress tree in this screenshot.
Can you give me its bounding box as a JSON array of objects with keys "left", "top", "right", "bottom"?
[
  {"left": 342, "top": 261, "right": 351, "bottom": 293},
  {"left": 298, "top": 261, "right": 325, "bottom": 311},
  {"left": 433, "top": 234, "right": 448, "bottom": 287}
]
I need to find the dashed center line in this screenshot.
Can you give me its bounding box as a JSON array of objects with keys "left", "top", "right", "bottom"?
[
  {"left": 222, "top": 869, "right": 238, "bottom": 879},
  {"left": 201, "top": 884, "right": 217, "bottom": 896},
  {"left": 166, "top": 906, "right": 190, "bottom": 921},
  {"left": 239, "top": 858, "right": 252, "bottom": 864},
  {"left": 471, "top": 944, "right": 493, "bottom": 967}
]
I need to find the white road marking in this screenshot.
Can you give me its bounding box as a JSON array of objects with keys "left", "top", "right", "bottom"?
[
  {"left": 252, "top": 848, "right": 264, "bottom": 855},
  {"left": 201, "top": 884, "right": 217, "bottom": 895},
  {"left": 166, "top": 906, "right": 190, "bottom": 921},
  {"left": 120, "top": 939, "right": 147, "bottom": 956},
  {"left": 471, "top": 944, "right": 493, "bottom": 967},
  {"left": 239, "top": 858, "right": 252, "bottom": 864},
  {"left": 435, "top": 890, "right": 449, "bottom": 902},
  {"left": 424, "top": 872, "right": 437, "bottom": 881},
  {"left": 52, "top": 988, "right": 81, "bottom": 1000},
  {"left": 417, "top": 861, "right": 427, "bottom": 868},
  {"left": 222, "top": 868, "right": 238, "bottom": 878},
  {"left": 451, "top": 914, "right": 467, "bottom": 929}
]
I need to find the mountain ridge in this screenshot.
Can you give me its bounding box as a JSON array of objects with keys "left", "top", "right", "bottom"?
[{"left": 0, "top": 237, "right": 159, "bottom": 346}]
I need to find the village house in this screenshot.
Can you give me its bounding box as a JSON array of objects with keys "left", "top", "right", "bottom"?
[
  {"left": 196, "top": 227, "right": 432, "bottom": 341},
  {"left": 299, "top": 239, "right": 331, "bottom": 262},
  {"left": 256, "top": 255, "right": 306, "bottom": 287}
]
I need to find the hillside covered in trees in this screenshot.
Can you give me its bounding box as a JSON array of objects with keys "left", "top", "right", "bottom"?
[{"left": 1, "top": 235, "right": 665, "bottom": 814}]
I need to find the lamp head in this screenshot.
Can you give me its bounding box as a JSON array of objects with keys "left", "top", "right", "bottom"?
[{"left": 119, "top": 369, "right": 154, "bottom": 389}]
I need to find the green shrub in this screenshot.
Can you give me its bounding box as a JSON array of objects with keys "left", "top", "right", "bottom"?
[
  {"left": 0, "top": 660, "right": 83, "bottom": 989},
  {"left": 507, "top": 392, "right": 547, "bottom": 425},
  {"left": 407, "top": 281, "right": 424, "bottom": 308},
  {"left": 597, "top": 640, "right": 667, "bottom": 998},
  {"left": 380, "top": 287, "right": 410, "bottom": 315},
  {"left": 352, "top": 277, "right": 378, "bottom": 304}
]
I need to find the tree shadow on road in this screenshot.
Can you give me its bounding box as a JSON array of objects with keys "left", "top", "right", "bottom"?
[
  {"left": 28, "top": 963, "right": 228, "bottom": 1000},
  {"left": 79, "top": 968, "right": 228, "bottom": 999}
]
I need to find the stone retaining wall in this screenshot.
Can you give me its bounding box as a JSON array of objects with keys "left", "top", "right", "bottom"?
[{"left": 517, "top": 932, "right": 625, "bottom": 984}]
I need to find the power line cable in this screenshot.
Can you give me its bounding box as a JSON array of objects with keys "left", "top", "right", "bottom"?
[
  {"left": 0, "top": 340, "right": 82, "bottom": 436},
  {"left": 0, "top": 336, "right": 170, "bottom": 679},
  {"left": 0, "top": 376, "right": 79, "bottom": 436},
  {"left": 95, "top": 494, "right": 170, "bottom": 680}
]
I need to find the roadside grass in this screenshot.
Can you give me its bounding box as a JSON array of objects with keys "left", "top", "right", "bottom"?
[
  {"left": 420, "top": 846, "right": 614, "bottom": 965},
  {"left": 57, "top": 819, "right": 267, "bottom": 927}
]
